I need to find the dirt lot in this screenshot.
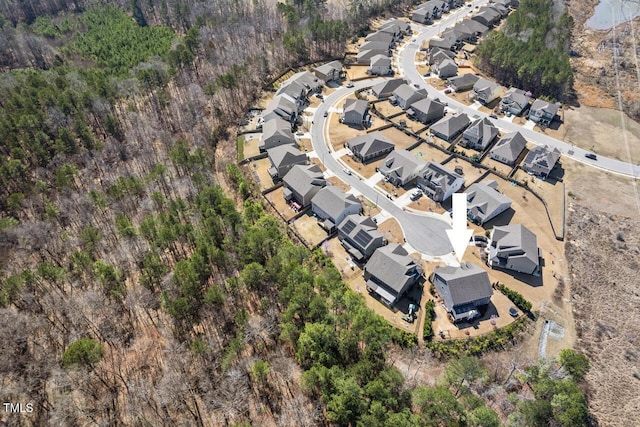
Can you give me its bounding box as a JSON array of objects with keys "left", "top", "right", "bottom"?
[
  {"left": 380, "top": 127, "right": 420, "bottom": 150},
  {"left": 249, "top": 158, "right": 277, "bottom": 191},
  {"left": 511, "top": 168, "right": 566, "bottom": 237},
  {"left": 481, "top": 155, "right": 517, "bottom": 177},
  {"left": 326, "top": 176, "right": 351, "bottom": 193},
  {"left": 242, "top": 133, "right": 262, "bottom": 160},
  {"left": 264, "top": 187, "right": 298, "bottom": 221},
  {"left": 390, "top": 113, "right": 423, "bottom": 134},
  {"left": 329, "top": 109, "right": 367, "bottom": 148},
  {"left": 409, "top": 143, "right": 453, "bottom": 164},
  {"left": 377, "top": 217, "right": 405, "bottom": 244},
  {"left": 345, "top": 65, "right": 372, "bottom": 81},
  {"left": 374, "top": 100, "right": 405, "bottom": 117},
  {"left": 297, "top": 137, "right": 313, "bottom": 153},
  {"left": 359, "top": 196, "right": 381, "bottom": 217},
  {"left": 376, "top": 180, "right": 407, "bottom": 198},
  {"left": 563, "top": 105, "right": 640, "bottom": 164},
  {"left": 406, "top": 196, "right": 446, "bottom": 214},
  {"left": 442, "top": 156, "right": 485, "bottom": 187},
  {"left": 446, "top": 89, "right": 474, "bottom": 106},
  {"left": 292, "top": 214, "right": 328, "bottom": 247},
  {"left": 340, "top": 154, "right": 381, "bottom": 179},
  {"left": 309, "top": 157, "right": 327, "bottom": 172},
  {"left": 322, "top": 238, "right": 361, "bottom": 282}
]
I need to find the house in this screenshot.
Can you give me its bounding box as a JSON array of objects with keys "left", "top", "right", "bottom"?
[
  {"left": 490, "top": 131, "right": 527, "bottom": 165},
  {"left": 428, "top": 47, "right": 456, "bottom": 65},
  {"left": 360, "top": 40, "right": 392, "bottom": 54},
  {"left": 380, "top": 19, "right": 412, "bottom": 37},
  {"left": 430, "top": 113, "right": 471, "bottom": 142},
  {"left": 416, "top": 162, "right": 464, "bottom": 202},
  {"left": 522, "top": 145, "right": 561, "bottom": 178},
  {"left": 277, "top": 71, "right": 322, "bottom": 100},
  {"left": 453, "top": 19, "right": 489, "bottom": 42},
  {"left": 471, "top": 7, "right": 502, "bottom": 27},
  {"left": 392, "top": 84, "right": 428, "bottom": 110},
  {"left": 378, "top": 150, "right": 427, "bottom": 187},
  {"left": 282, "top": 164, "right": 326, "bottom": 208},
  {"left": 341, "top": 99, "right": 370, "bottom": 127},
  {"left": 364, "top": 244, "right": 423, "bottom": 305},
  {"left": 337, "top": 215, "right": 386, "bottom": 261},
  {"left": 346, "top": 131, "right": 395, "bottom": 163},
  {"left": 431, "top": 263, "right": 493, "bottom": 322},
  {"left": 460, "top": 117, "right": 499, "bottom": 151},
  {"left": 263, "top": 95, "right": 298, "bottom": 124},
  {"left": 311, "top": 186, "right": 361, "bottom": 231},
  {"left": 528, "top": 99, "right": 559, "bottom": 126},
  {"left": 379, "top": 19, "right": 411, "bottom": 37},
  {"left": 407, "top": 98, "right": 446, "bottom": 125},
  {"left": 470, "top": 78, "right": 501, "bottom": 104},
  {"left": 429, "top": 29, "right": 462, "bottom": 51},
  {"left": 314, "top": 61, "right": 344, "bottom": 83},
  {"left": 447, "top": 73, "right": 479, "bottom": 92},
  {"left": 488, "top": 224, "right": 541, "bottom": 275},
  {"left": 267, "top": 145, "right": 307, "bottom": 180},
  {"left": 500, "top": 88, "right": 531, "bottom": 116},
  {"left": 368, "top": 54, "right": 393, "bottom": 76},
  {"left": 489, "top": 3, "right": 510, "bottom": 17},
  {"left": 432, "top": 57, "right": 458, "bottom": 79},
  {"left": 372, "top": 78, "right": 407, "bottom": 98},
  {"left": 412, "top": 8, "right": 431, "bottom": 24},
  {"left": 466, "top": 180, "right": 512, "bottom": 225},
  {"left": 259, "top": 117, "right": 295, "bottom": 152},
  {"left": 365, "top": 31, "right": 395, "bottom": 44}
]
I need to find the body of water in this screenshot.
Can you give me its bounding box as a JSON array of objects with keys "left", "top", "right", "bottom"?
[{"left": 586, "top": 0, "right": 640, "bottom": 30}]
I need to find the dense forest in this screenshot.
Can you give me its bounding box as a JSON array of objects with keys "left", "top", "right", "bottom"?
[
  {"left": 475, "top": 0, "right": 574, "bottom": 100},
  {"left": 1, "top": 0, "right": 592, "bottom": 425}
]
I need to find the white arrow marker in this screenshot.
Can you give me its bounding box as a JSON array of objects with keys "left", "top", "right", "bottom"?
[{"left": 446, "top": 193, "right": 473, "bottom": 262}]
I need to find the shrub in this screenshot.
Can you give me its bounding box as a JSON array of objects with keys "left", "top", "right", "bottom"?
[
  {"left": 423, "top": 300, "right": 436, "bottom": 341},
  {"left": 497, "top": 284, "right": 532, "bottom": 313}
]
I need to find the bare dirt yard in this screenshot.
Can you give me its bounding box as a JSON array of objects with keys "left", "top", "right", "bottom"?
[
  {"left": 345, "top": 65, "right": 371, "bottom": 81},
  {"left": 380, "top": 127, "right": 420, "bottom": 150},
  {"left": 250, "top": 158, "right": 277, "bottom": 191},
  {"left": 481, "top": 155, "right": 516, "bottom": 177},
  {"left": 292, "top": 214, "right": 328, "bottom": 247},
  {"left": 264, "top": 187, "right": 297, "bottom": 221},
  {"left": 409, "top": 142, "right": 453, "bottom": 164},
  {"left": 376, "top": 180, "right": 407, "bottom": 198},
  {"left": 377, "top": 217, "right": 405, "bottom": 244},
  {"left": 340, "top": 154, "right": 381, "bottom": 179},
  {"left": 326, "top": 176, "right": 351, "bottom": 193},
  {"left": 442, "top": 156, "right": 485, "bottom": 187}
]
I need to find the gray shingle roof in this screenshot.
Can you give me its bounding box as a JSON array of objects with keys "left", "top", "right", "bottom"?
[
  {"left": 430, "top": 113, "right": 471, "bottom": 139},
  {"left": 419, "top": 161, "right": 463, "bottom": 189},
  {"left": 282, "top": 164, "right": 326, "bottom": 200},
  {"left": 365, "top": 244, "right": 420, "bottom": 294},
  {"left": 500, "top": 87, "right": 531, "bottom": 111},
  {"left": 268, "top": 144, "right": 305, "bottom": 168},
  {"left": 378, "top": 150, "right": 426, "bottom": 183},
  {"left": 343, "top": 98, "right": 369, "bottom": 117},
  {"left": 490, "top": 131, "right": 527, "bottom": 163},
  {"left": 338, "top": 215, "right": 384, "bottom": 256},
  {"left": 489, "top": 224, "right": 540, "bottom": 274},
  {"left": 463, "top": 117, "right": 499, "bottom": 148},
  {"left": 347, "top": 131, "right": 395, "bottom": 158},
  {"left": 312, "top": 186, "right": 360, "bottom": 221},
  {"left": 523, "top": 145, "right": 561, "bottom": 173},
  {"left": 372, "top": 78, "right": 407, "bottom": 98},
  {"left": 262, "top": 117, "right": 294, "bottom": 144},
  {"left": 530, "top": 99, "right": 559, "bottom": 116},
  {"left": 466, "top": 180, "right": 512, "bottom": 224},
  {"left": 408, "top": 97, "right": 446, "bottom": 118},
  {"left": 315, "top": 60, "right": 342, "bottom": 77},
  {"left": 447, "top": 73, "right": 480, "bottom": 90},
  {"left": 433, "top": 262, "right": 493, "bottom": 308},
  {"left": 371, "top": 54, "right": 391, "bottom": 67}
]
